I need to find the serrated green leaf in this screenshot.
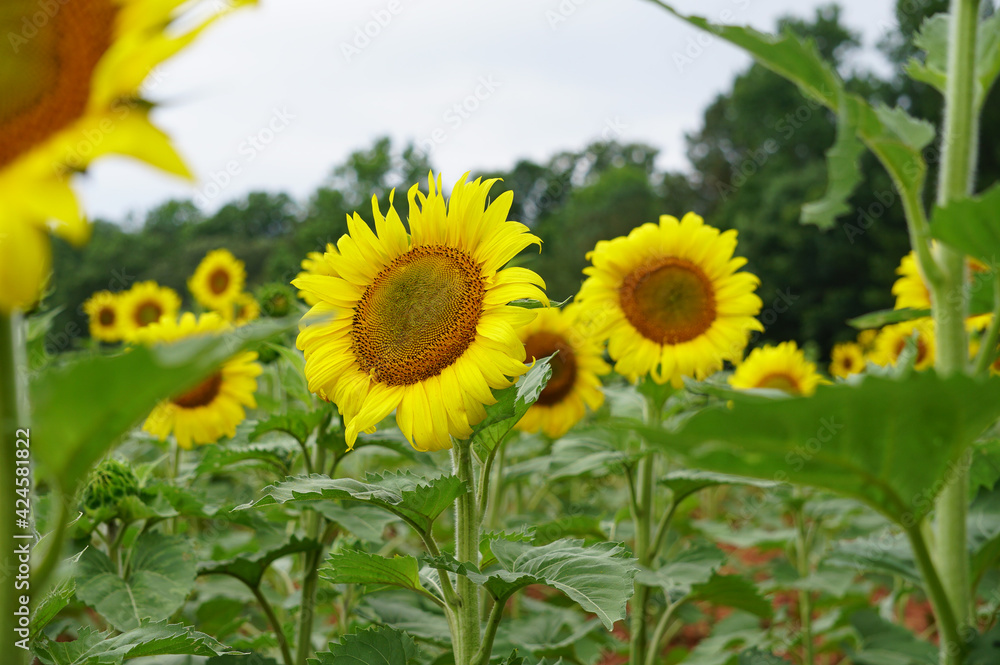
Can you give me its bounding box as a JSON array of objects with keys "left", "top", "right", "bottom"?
[
  {"left": 801, "top": 100, "right": 865, "bottom": 229},
  {"left": 689, "top": 573, "right": 773, "bottom": 619},
  {"left": 360, "top": 593, "right": 452, "bottom": 646},
  {"left": 639, "top": 372, "right": 1000, "bottom": 525},
  {"left": 251, "top": 409, "right": 327, "bottom": 446},
  {"left": 75, "top": 532, "right": 197, "bottom": 631},
  {"left": 682, "top": 612, "right": 770, "bottom": 665},
  {"left": 969, "top": 622, "right": 1000, "bottom": 665},
  {"left": 31, "top": 318, "right": 291, "bottom": 493},
  {"left": 824, "top": 537, "right": 920, "bottom": 584},
  {"left": 848, "top": 308, "right": 931, "bottom": 330},
  {"left": 195, "top": 443, "right": 295, "bottom": 477},
  {"left": 738, "top": 649, "right": 791, "bottom": 665},
  {"left": 873, "top": 105, "right": 936, "bottom": 151},
  {"left": 930, "top": 183, "right": 1000, "bottom": 266},
  {"left": 848, "top": 610, "right": 936, "bottom": 665},
  {"left": 313, "top": 502, "right": 397, "bottom": 543},
  {"left": 471, "top": 356, "right": 552, "bottom": 459},
  {"left": 636, "top": 543, "right": 726, "bottom": 594},
  {"left": 206, "top": 656, "right": 280, "bottom": 665},
  {"left": 321, "top": 550, "right": 426, "bottom": 595},
  {"left": 660, "top": 470, "right": 779, "bottom": 505},
  {"left": 970, "top": 482, "right": 1000, "bottom": 587},
  {"left": 30, "top": 577, "right": 76, "bottom": 640},
  {"left": 33, "top": 619, "right": 241, "bottom": 665},
  {"left": 198, "top": 535, "right": 321, "bottom": 589},
  {"left": 310, "top": 626, "right": 419, "bottom": 665}
]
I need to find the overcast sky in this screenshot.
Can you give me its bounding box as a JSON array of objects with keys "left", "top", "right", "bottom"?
[{"left": 75, "top": 0, "right": 901, "bottom": 222}]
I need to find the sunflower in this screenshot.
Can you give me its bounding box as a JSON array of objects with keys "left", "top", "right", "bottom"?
[
  {"left": 0, "top": 0, "right": 252, "bottom": 313},
  {"left": 119, "top": 281, "right": 180, "bottom": 335},
  {"left": 134, "top": 313, "right": 261, "bottom": 449},
  {"left": 514, "top": 305, "right": 610, "bottom": 439},
  {"left": 856, "top": 328, "right": 878, "bottom": 352},
  {"left": 869, "top": 320, "right": 936, "bottom": 371},
  {"left": 729, "top": 341, "right": 825, "bottom": 396},
  {"left": 233, "top": 292, "right": 260, "bottom": 326},
  {"left": 257, "top": 282, "right": 294, "bottom": 317},
  {"left": 294, "top": 174, "right": 548, "bottom": 452},
  {"left": 577, "top": 213, "right": 763, "bottom": 387},
  {"left": 892, "top": 251, "right": 991, "bottom": 331},
  {"left": 189, "top": 249, "right": 245, "bottom": 311},
  {"left": 83, "top": 290, "right": 124, "bottom": 342},
  {"left": 829, "top": 342, "right": 865, "bottom": 379},
  {"left": 295, "top": 247, "right": 337, "bottom": 306}
]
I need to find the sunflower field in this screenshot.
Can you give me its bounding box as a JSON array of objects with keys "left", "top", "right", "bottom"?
[{"left": 4, "top": 1, "right": 1000, "bottom": 665}]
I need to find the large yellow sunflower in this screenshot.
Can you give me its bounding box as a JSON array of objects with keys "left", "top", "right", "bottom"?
[
  {"left": 515, "top": 305, "right": 610, "bottom": 439},
  {"left": 729, "top": 341, "right": 825, "bottom": 396},
  {"left": 119, "top": 281, "right": 180, "bottom": 336},
  {"left": 577, "top": 213, "right": 763, "bottom": 386},
  {"left": 0, "top": 0, "right": 252, "bottom": 313},
  {"left": 189, "top": 249, "right": 246, "bottom": 311},
  {"left": 829, "top": 341, "right": 865, "bottom": 379},
  {"left": 134, "top": 313, "right": 262, "bottom": 450},
  {"left": 296, "top": 247, "right": 338, "bottom": 306},
  {"left": 892, "top": 251, "right": 990, "bottom": 331},
  {"left": 869, "top": 320, "right": 936, "bottom": 371},
  {"left": 294, "top": 174, "right": 548, "bottom": 452},
  {"left": 83, "top": 290, "right": 124, "bottom": 342}
]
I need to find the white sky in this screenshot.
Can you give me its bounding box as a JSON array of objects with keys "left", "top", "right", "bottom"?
[{"left": 75, "top": 0, "right": 900, "bottom": 222}]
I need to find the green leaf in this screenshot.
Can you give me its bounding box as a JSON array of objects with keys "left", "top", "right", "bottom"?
[
  {"left": 800, "top": 102, "right": 865, "bottom": 229},
  {"left": 636, "top": 543, "right": 726, "bottom": 594},
  {"left": 31, "top": 318, "right": 290, "bottom": 493},
  {"left": 198, "top": 535, "right": 321, "bottom": 589},
  {"left": 310, "top": 626, "right": 419, "bottom": 665},
  {"left": 970, "top": 482, "right": 1000, "bottom": 586},
  {"left": 206, "top": 656, "right": 280, "bottom": 665},
  {"left": 639, "top": 372, "right": 1000, "bottom": 525},
  {"left": 824, "top": 537, "right": 920, "bottom": 584},
  {"left": 33, "top": 619, "right": 241, "bottom": 665},
  {"left": 75, "top": 532, "right": 197, "bottom": 631},
  {"left": 195, "top": 442, "right": 295, "bottom": 477},
  {"left": 848, "top": 308, "right": 931, "bottom": 330},
  {"left": 969, "top": 622, "right": 1000, "bottom": 665},
  {"left": 848, "top": 610, "right": 936, "bottom": 665},
  {"left": 873, "top": 105, "right": 936, "bottom": 151},
  {"left": 321, "top": 550, "right": 427, "bottom": 595},
  {"left": 470, "top": 356, "right": 552, "bottom": 459},
  {"left": 737, "top": 649, "right": 791, "bottom": 665},
  {"left": 313, "top": 502, "right": 397, "bottom": 543},
  {"left": 360, "top": 593, "right": 452, "bottom": 646},
  {"left": 30, "top": 577, "right": 76, "bottom": 640},
  {"left": 660, "top": 470, "right": 778, "bottom": 505},
  {"left": 689, "top": 573, "right": 773, "bottom": 619},
  {"left": 251, "top": 409, "right": 327, "bottom": 446},
  {"left": 930, "top": 183, "right": 1000, "bottom": 266},
  {"left": 236, "top": 472, "right": 466, "bottom": 534},
  {"left": 682, "top": 613, "right": 769, "bottom": 665}
]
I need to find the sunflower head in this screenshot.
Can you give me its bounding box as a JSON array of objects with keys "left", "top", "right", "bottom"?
[
  {"left": 295, "top": 247, "right": 338, "bottom": 306},
  {"left": 133, "top": 312, "right": 262, "bottom": 449},
  {"left": 729, "top": 341, "right": 825, "bottom": 396},
  {"left": 232, "top": 293, "right": 260, "bottom": 326},
  {"left": 81, "top": 458, "right": 140, "bottom": 514},
  {"left": 577, "top": 213, "right": 763, "bottom": 387},
  {"left": 257, "top": 282, "right": 295, "bottom": 317},
  {"left": 0, "top": 0, "right": 253, "bottom": 313},
  {"left": 119, "top": 281, "right": 180, "bottom": 337},
  {"left": 189, "top": 248, "right": 246, "bottom": 311},
  {"left": 84, "top": 290, "right": 124, "bottom": 342},
  {"left": 515, "top": 305, "right": 610, "bottom": 439},
  {"left": 869, "top": 320, "right": 936, "bottom": 370},
  {"left": 294, "top": 173, "right": 548, "bottom": 452},
  {"left": 856, "top": 328, "right": 878, "bottom": 352},
  {"left": 829, "top": 341, "right": 865, "bottom": 379}
]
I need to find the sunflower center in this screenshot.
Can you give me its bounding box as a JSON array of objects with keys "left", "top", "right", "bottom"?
[
  {"left": 524, "top": 332, "right": 577, "bottom": 406},
  {"left": 619, "top": 258, "right": 717, "bottom": 345},
  {"left": 0, "top": 0, "right": 117, "bottom": 169},
  {"left": 135, "top": 300, "right": 163, "bottom": 326},
  {"left": 756, "top": 373, "right": 801, "bottom": 394},
  {"left": 98, "top": 307, "right": 115, "bottom": 326},
  {"left": 352, "top": 245, "right": 484, "bottom": 386},
  {"left": 209, "top": 268, "right": 231, "bottom": 295},
  {"left": 172, "top": 372, "right": 223, "bottom": 409},
  {"left": 893, "top": 337, "right": 928, "bottom": 364}
]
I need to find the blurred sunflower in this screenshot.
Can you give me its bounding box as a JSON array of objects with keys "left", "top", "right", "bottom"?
[
  {"left": 856, "top": 328, "right": 878, "bottom": 352},
  {"left": 134, "top": 312, "right": 261, "bottom": 449},
  {"left": 189, "top": 248, "right": 245, "bottom": 311},
  {"left": 869, "top": 320, "right": 936, "bottom": 371},
  {"left": 83, "top": 290, "right": 123, "bottom": 342},
  {"left": 0, "top": 0, "right": 252, "bottom": 313},
  {"left": 892, "top": 251, "right": 991, "bottom": 331},
  {"left": 233, "top": 292, "right": 260, "bottom": 326},
  {"left": 257, "top": 282, "right": 294, "bottom": 317},
  {"left": 829, "top": 341, "right": 864, "bottom": 379},
  {"left": 515, "top": 305, "right": 609, "bottom": 439},
  {"left": 119, "top": 280, "right": 180, "bottom": 335},
  {"left": 295, "top": 247, "right": 337, "bottom": 306},
  {"left": 294, "top": 174, "right": 547, "bottom": 452},
  {"left": 577, "top": 213, "right": 763, "bottom": 387},
  {"left": 729, "top": 341, "right": 824, "bottom": 396}
]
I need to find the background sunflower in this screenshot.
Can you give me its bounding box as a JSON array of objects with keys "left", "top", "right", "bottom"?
[
  {"left": 189, "top": 248, "right": 246, "bottom": 312},
  {"left": 83, "top": 290, "right": 124, "bottom": 342},
  {"left": 729, "top": 341, "right": 825, "bottom": 396}
]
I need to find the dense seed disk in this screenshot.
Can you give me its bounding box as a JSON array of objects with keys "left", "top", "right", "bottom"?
[
  {"left": 0, "top": 0, "right": 116, "bottom": 168},
  {"left": 98, "top": 307, "right": 115, "bottom": 326},
  {"left": 209, "top": 268, "right": 231, "bottom": 295},
  {"left": 172, "top": 372, "right": 223, "bottom": 409},
  {"left": 524, "top": 331, "right": 577, "bottom": 406},
  {"left": 352, "top": 245, "right": 485, "bottom": 385},
  {"left": 619, "top": 258, "right": 717, "bottom": 345},
  {"left": 756, "top": 373, "right": 801, "bottom": 394},
  {"left": 135, "top": 300, "right": 163, "bottom": 326}
]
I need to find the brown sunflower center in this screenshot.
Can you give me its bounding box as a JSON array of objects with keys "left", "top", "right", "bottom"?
[
  {"left": 98, "top": 307, "right": 115, "bottom": 326},
  {"left": 893, "top": 336, "right": 928, "bottom": 364},
  {"left": 524, "top": 331, "right": 577, "bottom": 406},
  {"left": 352, "top": 245, "right": 485, "bottom": 386},
  {"left": 209, "top": 268, "right": 231, "bottom": 295},
  {"left": 134, "top": 300, "right": 163, "bottom": 326},
  {"left": 756, "top": 373, "right": 801, "bottom": 394},
  {"left": 0, "top": 0, "right": 117, "bottom": 169},
  {"left": 172, "top": 372, "right": 223, "bottom": 409},
  {"left": 619, "top": 258, "right": 716, "bottom": 345}
]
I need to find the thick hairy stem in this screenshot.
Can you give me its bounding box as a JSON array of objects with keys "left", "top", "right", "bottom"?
[
  {"left": 907, "top": 525, "right": 964, "bottom": 664},
  {"left": 452, "top": 440, "right": 481, "bottom": 664}
]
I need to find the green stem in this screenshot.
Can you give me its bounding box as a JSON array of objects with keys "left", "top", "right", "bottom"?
[
  {"left": 630, "top": 395, "right": 661, "bottom": 665},
  {"left": 252, "top": 585, "right": 295, "bottom": 665},
  {"left": 973, "top": 271, "right": 1000, "bottom": 376},
  {"left": 644, "top": 600, "right": 681, "bottom": 665},
  {"left": 295, "top": 445, "right": 327, "bottom": 665},
  {"left": 452, "top": 439, "right": 481, "bottom": 665},
  {"left": 793, "top": 496, "right": 814, "bottom": 665},
  {"left": 1, "top": 313, "right": 27, "bottom": 665},
  {"left": 931, "top": 2, "right": 980, "bottom": 655},
  {"left": 471, "top": 594, "right": 505, "bottom": 665},
  {"left": 906, "top": 524, "right": 964, "bottom": 663}
]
